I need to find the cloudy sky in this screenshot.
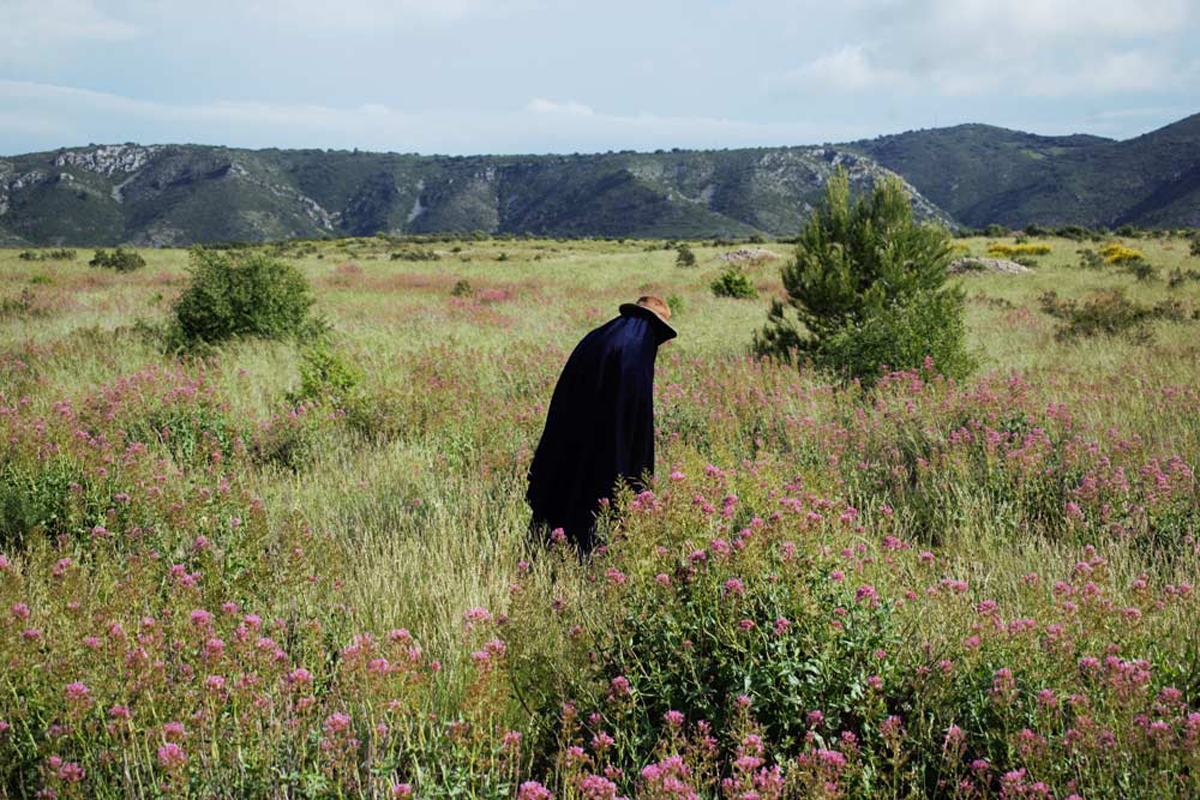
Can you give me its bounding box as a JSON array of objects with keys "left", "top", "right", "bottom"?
[{"left": 1, "top": 0, "right": 1197, "bottom": 156}]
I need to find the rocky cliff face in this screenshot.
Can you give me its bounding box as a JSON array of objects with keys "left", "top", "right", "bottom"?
[{"left": 0, "top": 143, "right": 951, "bottom": 245}]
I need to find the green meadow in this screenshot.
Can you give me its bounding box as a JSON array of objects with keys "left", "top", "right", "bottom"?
[{"left": 1, "top": 233, "right": 1199, "bottom": 799}]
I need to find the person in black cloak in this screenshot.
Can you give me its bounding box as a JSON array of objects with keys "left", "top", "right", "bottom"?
[{"left": 526, "top": 295, "right": 677, "bottom": 553}]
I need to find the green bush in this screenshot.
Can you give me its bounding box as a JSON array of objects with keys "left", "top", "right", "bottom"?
[
  {"left": 390, "top": 248, "right": 440, "bottom": 261},
  {"left": 451, "top": 279, "right": 474, "bottom": 298},
  {"left": 808, "top": 289, "right": 976, "bottom": 383},
  {"left": 754, "top": 169, "right": 974, "bottom": 386},
  {"left": 575, "top": 565, "right": 902, "bottom": 773},
  {"left": 1040, "top": 289, "right": 1184, "bottom": 343},
  {"left": 168, "top": 248, "right": 316, "bottom": 350},
  {"left": 710, "top": 266, "right": 758, "bottom": 299},
  {"left": 0, "top": 289, "right": 45, "bottom": 322},
  {"left": 1168, "top": 268, "right": 1200, "bottom": 289},
  {"left": 675, "top": 244, "right": 696, "bottom": 267},
  {"left": 1076, "top": 248, "right": 1105, "bottom": 269},
  {"left": 89, "top": 247, "right": 145, "bottom": 272},
  {"left": 666, "top": 294, "right": 685, "bottom": 318},
  {"left": 1125, "top": 256, "right": 1158, "bottom": 282},
  {"left": 290, "top": 340, "right": 363, "bottom": 408},
  {"left": 1055, "top": 225, "right": 1096, "bottom": 242},
  {"left": 18, "top": 249, "right": 76, "bottom": 262},
  {"left": 1189, "top": 236, "right": 1200, "bottom": 257}
]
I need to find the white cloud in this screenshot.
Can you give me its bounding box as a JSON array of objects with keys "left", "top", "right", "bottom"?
[
  {"left": 768, "top": 0, "right": 1198, "bottom": 102},
  {"left": 771, "top": 44, "right": 902, "bottom": 95},
  {"left": 237, "top": 0, "right": 524, "bottom": 30},
  {"left": 526, "top": 98, "right": 595, "bottom": 116},
  {"left": 0, "top": 80, "right": 873, "bottom": 156},
  {"left": 932, "top": 0, "right": 1191, "bottom": 41},
  {"left": 0, "top": 0, "right": 137, "bottom": 54},
  {"left": 1030, "top": 51, "right": 1177, "bottom": 97}
]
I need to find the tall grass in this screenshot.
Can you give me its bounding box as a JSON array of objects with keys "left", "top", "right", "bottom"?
[{"left": 1, "top": 234, "right": 1199, "bottom": 798}]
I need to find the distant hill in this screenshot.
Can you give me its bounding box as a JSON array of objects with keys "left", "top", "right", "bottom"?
[
  {"left": 0, "top": 144, "right": 945, "bottom": 246},
  {"left": 2, "top": 112, "right": 1197, "bottom": 245},
  {"left": 844, "top": 113, "right": 1200, "bottom": 228}
]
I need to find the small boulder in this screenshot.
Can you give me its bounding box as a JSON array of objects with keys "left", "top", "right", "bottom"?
[{"left": 948, "top": 256, "right": 1030, "bottom": 275}]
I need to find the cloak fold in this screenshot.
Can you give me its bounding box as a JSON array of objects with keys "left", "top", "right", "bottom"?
[{"left": 526, "top": 308, "right": 672, "bottom": 551}]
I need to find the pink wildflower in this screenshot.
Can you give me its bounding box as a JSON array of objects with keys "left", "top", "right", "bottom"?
[
  {"left": 64, "top": 682, "right": 90, "bottom": 704},
  {"left": 518, "top": 782, "right": 553, "bottom": 800},
  {"left": 157, "top": 743, "right": 186, "bottom": 770},
  {"left": 324, "top": 712, "right": 351, "bottom": 735},
  {"left": 57, "top": 762, "right": 84, "bottom": 784}
]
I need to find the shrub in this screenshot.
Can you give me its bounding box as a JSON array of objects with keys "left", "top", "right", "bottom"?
[
  {"left": 1039, "top": 289, "right": 1183, "bottom": 343},
  {"left": 89, "top": 247, "right": 145, "bottom": 272},
  {"left": 983, "top": 223, "right": 1009, "bottom": 238},
  {"left": 1125, "top": 257, "right": 1158, "bottom": 282},
  {"left": 1189, "top": 236, "right": 1200, "bottom": 257},
  {"left": 579, "top": 566, "right": 903, "bottom": 769},
  {"left": 290, "top": 340, "right": 363, "bottom": 408},
  {"left": 754, "top": 169, "right": 974, "bottom": 386},
  {"left": 1076, "top": 249, "right": 1105, "bottom": 269},
  {"left": 168, "top": 248, "right": 316, "bottom": 349},
  {"left": 1167, "top": 268, "right": 1200, "bottom": 289},
  {"left": 675, "top": 244, "right": 697, "bottom": 267},
  {"left": 987, "top": 243, "right": 1050, "bottom": 258},
  {"left": 18, "top": 249, "right": 75, "bottom": 261},
  {"left": 390, "top": 248, "right": 440, "bottom": 261},
  {"left": 1055, "top": 225, "right": 1095, "bottom": 242},
  {"left": 0, "top": 289, "right": 46, "bottom": 321},
  {"left": 451, "top": 279, "right": 474, "bottom": 298},
  {"left": 710, "top": 266, "right": 758, "bottom": 299},
  {"left": 1100, "top": 243, "right": 1145, "bottom": 265},
  {"left": 666, "top": 294, "right": 685, "bottom": 318}
]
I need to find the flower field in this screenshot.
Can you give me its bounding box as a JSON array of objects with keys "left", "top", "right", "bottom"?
[{"left": 2, "top": 234, "right": 1199, "bottom": 799}]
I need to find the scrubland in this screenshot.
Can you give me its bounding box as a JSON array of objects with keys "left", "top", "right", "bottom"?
[{"left": 1, "top": 233, "right": 1199, "bottom": 799}]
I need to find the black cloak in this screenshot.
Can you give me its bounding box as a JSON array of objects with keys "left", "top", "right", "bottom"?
[{"left": 526, "top": 305, "right": 676, "bottom": 552}]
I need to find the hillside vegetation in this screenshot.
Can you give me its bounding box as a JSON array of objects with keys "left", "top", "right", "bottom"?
[
  {"left": 2, "top": 231, "right": 1200, "bottom": 797},
  {"left": 848, "top": 113, "right": 1200, "bottom": 229},
  {"left": 0, "top": 144, "right": 944, "bottom": 247},
  {"left": 4, "top": 113, "right": 1198, "bottom": 246}
]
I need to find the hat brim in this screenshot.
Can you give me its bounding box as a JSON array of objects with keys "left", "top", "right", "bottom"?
[{"left": 619, "top": 303, "right": 678, "bottom": 341}]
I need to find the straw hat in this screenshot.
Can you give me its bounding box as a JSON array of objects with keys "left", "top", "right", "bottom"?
[{"left": 618, "top": 295, "right": 677, "bottom": 340}]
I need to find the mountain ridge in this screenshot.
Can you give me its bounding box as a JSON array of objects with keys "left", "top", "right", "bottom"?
[
  {"left": 1, "top": 113, "right": 1197, "bottom": 245},
  {"left": 0, "top": 143, "right": 947, "bottom": 245},
  {"left": 846, "top": 112, "right": 1200, "bottom": 229}
]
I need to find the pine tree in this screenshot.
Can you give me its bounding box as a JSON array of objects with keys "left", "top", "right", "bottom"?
[{"left": 754, "top": 169, "right": 975, "bottom": 385}]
